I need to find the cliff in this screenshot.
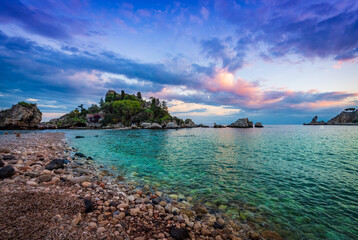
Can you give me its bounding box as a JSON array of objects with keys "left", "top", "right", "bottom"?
[{"left": 0, "top": 102, "right": 42, "bottom": 129}]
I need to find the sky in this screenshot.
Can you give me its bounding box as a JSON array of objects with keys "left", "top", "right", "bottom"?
[{"left": 0, "top": 0, "right": 358, "bottom": 124}]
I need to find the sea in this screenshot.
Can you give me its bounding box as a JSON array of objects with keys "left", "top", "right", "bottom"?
[{"left": 10, "top": 125, "right": 358, "bottom": 239}]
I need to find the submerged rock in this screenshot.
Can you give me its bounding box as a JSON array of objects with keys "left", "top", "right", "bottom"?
[
  {"left": 193, "top": 203, "right": 208, "bottom": 215},
  {"left": 0, "top": 165, "right": 15, "bottom": 179},
  {"left": 75, "top": 152, "right": 86, "bottom": 158},
  {"left": 75, "top": 136, "right": 85, "bottom": 138},
  {"left": 45, "top": 159, "right": 65, "bottom": 170},
  {"left": 170, "top": 227, "right": 190, "bottom": 240},
  {"left": 261, "top": 230, "right": 283, "bottom": 240},
  {"left": 228, "top": 118, "right": 253, "bottom": 128}
]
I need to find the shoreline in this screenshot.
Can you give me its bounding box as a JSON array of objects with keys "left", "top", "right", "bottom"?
[{"left": 0, "top": 131, "right": 281, "bottom": 240}]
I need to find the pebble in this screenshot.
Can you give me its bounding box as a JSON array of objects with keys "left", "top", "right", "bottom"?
[
  {"left": 88, "top": 222, "right": 97, "bottom": 228},
  {"left": 82, "top": 182, "right": 92, "bottom": 187},
  {"left": 97, "top": 226, "right": 106, "bottom": 234},
  {"left": 26, "top": 181, "right": 38, "bottom": 186}
]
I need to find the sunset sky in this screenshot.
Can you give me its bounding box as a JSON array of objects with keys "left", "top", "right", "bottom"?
[{"left": 1, "top": 0, "right": 358, "bottom": 124}]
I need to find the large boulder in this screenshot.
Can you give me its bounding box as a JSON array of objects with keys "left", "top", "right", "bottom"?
[
  {"left": 0, "top": 165, "right": 15, "bottom": 179},
  {"left": 228, "top": 118, "right": 253, "bottom": 128},
  {"left": 255, "top": 122, "right": 264, "bottom": 128},
  {"left": 0, "top": 102, "right": 42, "bottom": 129},
  {"left": 304, "top": 116, "right": 326, "bottom": 125},
  {"left": 141, "top": 122, "right": 162, "bottom": 129},
  {"left": 165, "top": 122, "right": 179, "bottom": 129}
]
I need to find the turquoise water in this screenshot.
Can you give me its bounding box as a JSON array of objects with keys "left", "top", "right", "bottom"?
[{"left": 64, "top": 126, "right": 358, "bottom": 239}]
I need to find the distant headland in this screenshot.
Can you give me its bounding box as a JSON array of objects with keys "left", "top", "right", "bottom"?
[
  {"left": 304, "top": 108, "right": 358, "bottom": 125},
  {"left": 0, "top": 90, "right": 263, "bottom": 130}
]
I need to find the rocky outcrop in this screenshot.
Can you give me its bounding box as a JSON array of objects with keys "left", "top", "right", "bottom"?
[
  {"left": 165, "top": 122, "right": 179, "bottom": 129},
  {"left": 254, "top": 122, "right": 263, "bottom": 128},
  {"left": 213, "top": 123, "right": 226, "bottom": 128},
  {"left": 327, "top": 110, "right": 358, "bottom": 125},
  {"left": 228, "top": 118, "right": 253, "bottom": 128},
  {"left": 184, "top": 119, "right": 198, "bottom": 128},
  {"left": 304, "top": 116, "right": 326, "bottom": 125},
  {"left": 0, "top": 102, "right": 42, "bottom": 129},
  {"left": 304, "top": 109, "right": 358, "bottom": 125},
  {"left": 141, "top": 122, "right": 162, "bottom": 129},
  {"left": 198, "top": 124, "right": 209, "bottom": 128}
]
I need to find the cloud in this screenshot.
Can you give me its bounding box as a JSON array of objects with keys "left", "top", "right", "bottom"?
[
  {"left": 0, "top": 0, "right": 89, "bottom": 39},
  {"left": 215, "top": 0, "right": 358, "bottom": 61},
  {"left": 200, "top": 38, "right": 246, "bottom": 72},
  {"left": 26, "top": 98, "right": 39, "bottom": 102},
  {"left": 168, "top": 100, "right": 241, "bottom": 116}
]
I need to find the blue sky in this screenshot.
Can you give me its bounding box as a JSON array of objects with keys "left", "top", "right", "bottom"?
[{"left": 0, "top": 0, "right": 358, "bottom": 124}]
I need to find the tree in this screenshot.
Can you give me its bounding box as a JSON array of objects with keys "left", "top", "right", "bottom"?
[
  {"left": 88, "top": 104, "right": 100, "bottom": 114},
  {"left": 78, "top": 104, "right": 84, "bottom": 111},
  {"left": 99, "top": 98, "right": 104, "bottom": 108},
  {"left": 161, "top": 100, "right": 168, "bottom": 111},
  {"left": 121, "top": 90, "right": 125, "bottom": 100},
  {"left": 137, "top": 92, "right": 142, "bottom": 100}
]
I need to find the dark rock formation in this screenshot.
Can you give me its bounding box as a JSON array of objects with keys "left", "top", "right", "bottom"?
[
  {"left": 0, "top": 160, "right": 4, "bottom": 167},
  {"left": 228, "top": 118, "right": 253, "bottom": 128},
  {"left": 304, "top": 116, "right": 326, "bottom": 125},
  {"left": 75, "top": 136, "right": 85, "bottom": 138},
  {"left": 198, "top": 124, "right": 209, "bottom": 128},
  {"left": 0, "top": 165, "right": 15, "bottom": 179},
  {"left": 0, "top": 102, "right": 42, "bottom": 129},
  {"left": 45, "top": 159, "right": 65, "bottom": 170},
  {"left": 170, "top": 228, "right": 190, "bottom": 240},
  {"left": 254, "top": 122, "right": 263, "bottom": 128},
  {"left": 75, "top": 152, "right": 86, "bottom": 158}
]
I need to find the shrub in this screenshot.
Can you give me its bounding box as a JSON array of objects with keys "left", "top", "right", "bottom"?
[{"left": 18, "top": 101, "right": 35, "bottom": 108}]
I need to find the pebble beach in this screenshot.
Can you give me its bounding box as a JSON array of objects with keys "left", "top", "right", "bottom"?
[{"left": 0, "top": 132, "right": 276, "bottom": 240}]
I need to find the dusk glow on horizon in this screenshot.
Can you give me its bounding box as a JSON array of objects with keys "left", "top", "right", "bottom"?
[{"left": 1, "top": 0, "right": 358, "bottom": 124}]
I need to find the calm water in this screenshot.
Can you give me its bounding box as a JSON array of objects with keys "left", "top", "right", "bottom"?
[{"left": 64, "top": 126, "right": 358, "bottom": 240}]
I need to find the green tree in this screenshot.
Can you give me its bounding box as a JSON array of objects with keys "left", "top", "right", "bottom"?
[
  {"left": 137, "top": 92, "right": 142, "bottom": 100},
  {"left": 99, "top": 97, "right": 104, "bottom": 108}
]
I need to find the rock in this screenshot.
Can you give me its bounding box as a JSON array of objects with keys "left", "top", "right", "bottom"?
[
  {"left": 201, "top": 226, "right": 211, "bottom": 236},
  {"left": 75, "top": 152, "right": 86, "bottom": 158},
  {"left": 88, "top": 222, "right": 97, "bottom": 228},
  {"left": 165, "top": 122, "right": 179, "bottom": 129},
  {"left": 141, "top": 122, "right": 162, "bottom": 129},
  {"left": 228, "top": 118, "right": 253, "bottom": 128},
  {"left": 214, "top": 221, "right": 224, "bottom": 229},
  {"left": 84, "top": 199, "right": 94, "bottom": 213},
  {"left": 82, "top": 182, "right": 92, "bottom": 187},
  {"left": 170, "top": 228, "right": 190, "bottom": 240},
  {"left": 254, "top": 122, "right": 263, "bottom": 128},
  {"left": 213, "top": 123, "right": 226, "bottom": 128},
  {"left": 184, "top": 119, "right": 198, "bottom": 128},
  {"left": 198, "top": 124, "right": 209, "bottom": 128},
  {"left": 0, "top": 148, "right": 10, "bottom": 153},
  {"left": 75, "top": 136, "right": 85, "bottom": 138},
  {"left": 0, "top": 165, "right": 15, "bottom": 179},
  {"left": 304, "top": 115, "right": 326, "bottom": 125},
  {"left": 0, "top": 160, "right": 4, "bottom": 167},
  {"left": 71, "top": 213, "right": 82, "bottom": 226},
  {"left": 53, "top": 214, "right": 63, "bottom": 222},
  {"left": 129, "top": 208, "right": 140, "bottom": 216},
  {"left": 38, "top": 174, "right": 53, "bottom": 183},
  {"left": 3, "top": 155, "right": 15, "bottom": 160},
  {"left": 261, "top": 230, "right": 283, "bottom": 240},
  {"left": 0, "top": 102, "right": 42, "bottom": 129},
  {"left": 97, "top": 226, "right": 106, "bottom": 234},
  {"left": 26, "top": 180, "right": 38, "bottom": 186},
  {"left": 45, "top": 159, "right": 65, "bottom": 170},
  {"left": 327, "top": 109, "right": 358, "bottom": 125},
  {"left": 70, "top": 176, "right": 90, "bottom": 184},
  {"left": 193, "top": 203, "right": 208, "bottom": 215}
]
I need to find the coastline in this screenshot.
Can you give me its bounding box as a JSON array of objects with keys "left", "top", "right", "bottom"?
[{"left": 0, "top": 131, "right": 279, "bottom": 240}]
